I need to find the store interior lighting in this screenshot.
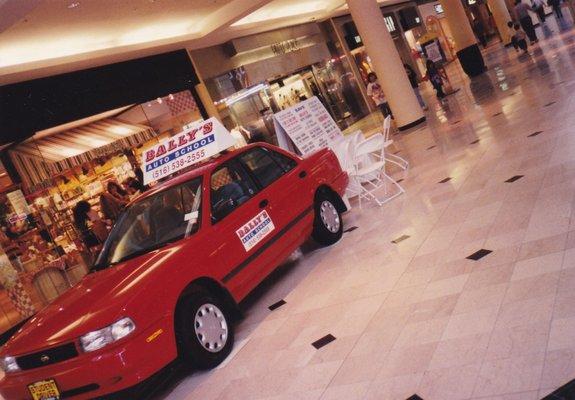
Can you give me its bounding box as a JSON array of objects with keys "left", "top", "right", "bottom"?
[{"left": 225, "top": 83, "right": 269, "bottom": 106}]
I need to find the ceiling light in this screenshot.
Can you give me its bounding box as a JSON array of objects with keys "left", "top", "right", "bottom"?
[{"left": 68, "top": 2, "right": 80, "bottom": 9}]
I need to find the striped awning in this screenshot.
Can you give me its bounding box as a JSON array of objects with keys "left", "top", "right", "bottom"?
[{"left": 10, "top": 118, "right": 157, "bottom": 192}]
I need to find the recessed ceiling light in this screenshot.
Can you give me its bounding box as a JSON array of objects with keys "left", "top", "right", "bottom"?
[{"left": 68, "top": 2, "right": 80, "bottom": 9}]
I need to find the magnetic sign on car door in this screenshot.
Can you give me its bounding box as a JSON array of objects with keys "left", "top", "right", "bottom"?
[{"left": 236, "top": 210, "right": 275, "bottom": 251}]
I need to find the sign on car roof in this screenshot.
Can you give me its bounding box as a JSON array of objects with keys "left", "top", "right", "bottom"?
[{"left": 142, "top": 118, "right": 236, "bottom": 185}]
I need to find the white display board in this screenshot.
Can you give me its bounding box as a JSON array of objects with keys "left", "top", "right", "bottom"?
[
  {"left": 142, "top": 118, "right": 236, "bottom": 185},
  {"left": 273, "top": 96, "right": 343, "bottom": 155}
]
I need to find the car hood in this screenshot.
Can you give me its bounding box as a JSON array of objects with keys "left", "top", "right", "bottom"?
[{"left": 2, "top": 248, "right": 172, "bottom": 356}]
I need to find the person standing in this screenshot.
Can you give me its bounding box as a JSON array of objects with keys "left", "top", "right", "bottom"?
[
  {"left": 532, "top": 0, "right": 548, "bottom": 25},
  {"left": 473, "top": 19, "right": 488, "bottom": 48},
  {"left": 548, "top": 0, "right": 564, "bottom": 19},
  {"left": 425, "top": 60, "right": 446, "bottom": 99},
  {"left": 366, "top": 72, "right": 393, "bottom": 118},
  {"left": 403, "top": 63, "right": 428, "bottom": 110},
  {"left": 514, "top": 0, "right": 538, "bottom": 44}
]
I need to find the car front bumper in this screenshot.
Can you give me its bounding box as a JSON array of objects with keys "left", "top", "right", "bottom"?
[{"left": 0, "top": 316, "right": 176, "bottom": 400}]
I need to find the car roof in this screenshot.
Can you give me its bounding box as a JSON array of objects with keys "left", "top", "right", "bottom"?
[{"left": 133, "top": 143, "right": 265, "bottom": 202}]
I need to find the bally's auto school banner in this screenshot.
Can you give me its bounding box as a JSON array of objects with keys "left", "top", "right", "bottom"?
[{"left": 142, "top": 118, "right": 236, "bottom": 185}]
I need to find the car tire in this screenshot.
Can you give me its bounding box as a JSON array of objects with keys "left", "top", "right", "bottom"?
[
  {"left": 312, "top": 192, "right": 344, "bottom": 246},
  {"left": 175, "top": 290, "right": 234, "bottom": 370}
]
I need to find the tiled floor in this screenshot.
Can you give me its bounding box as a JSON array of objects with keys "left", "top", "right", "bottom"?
[{"left": 161, "top": 18, "right": 575, "bottom": 400}]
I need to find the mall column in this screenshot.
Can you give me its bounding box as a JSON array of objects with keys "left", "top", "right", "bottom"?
[
  {"left": 487, "top": 0, "right": 513, "bottom": 45},
  {"left": 347, "top": 0, "right": 425, "bottom": 130},
  {"left": 440, "top": 0, "right": 486, "bottom": 76}
]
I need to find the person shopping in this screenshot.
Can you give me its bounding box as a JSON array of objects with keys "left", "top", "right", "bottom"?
[
  {"left": 403, "top": 63, "right": 428, "bottom": 110},
  {"left": 100, "top": 181, "right": 128, "bottom": 222},
  {"left": 514, "top": 0, "right": 538, "bottom": 44},
  {"left": 425, "top": 60, "right": 446, "bottom": 99},
  {"left": 548, "top": 0, "right": 564, "bottom": 19},
  {"left": 366, "top": 72, "right": 393, "bottom": 118}
]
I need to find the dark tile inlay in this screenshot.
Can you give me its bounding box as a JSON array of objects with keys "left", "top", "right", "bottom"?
[
  {"left": 427, "top": 145, "right": 437, "bottom": 150},
  {"left": 406, "top": 396, "right": 424, "bottom": 400},
  {"left": 493, "top": 112, "right": 503, "bottom": 117},
  {"left": 541, "top": 378, "right": 575, "bottom": 399},
  {"left": 505, "top": 175, "right": 524, "bottom": 183},
  {"left": 439, "top": 177, "right": 452, "bottom": 183},
  {"left": 392, "top": 234, "right": 410, "bottom": 244},
  {"left": 396, "top": 178, "right": 404, "bottom": 183},
  {"left": 466, "top": 249, "right": 493, "bottom": 261},
  {"left": 528, "top": 131, "right": 543, "bottom": 137},
  {"left": 451, "top": 120, "right": 462, "bottom": 125},
  {"left": 393, "top": 150, "right": 402, "bottom": 155},
  {"left": 268, "top": 299, "right": 286, "bottom": 311},
  {"left": 470, "top": 139, "right": 480, "bottom": 144},
  {"left": 344, "top": 226, "right": 359, "bottom": 233},
  {"left": 544, "top": 101, "right": 556, "bottom": 107},
  {"left": 312, "top": 334, "right": 336, "bottom": 349}
]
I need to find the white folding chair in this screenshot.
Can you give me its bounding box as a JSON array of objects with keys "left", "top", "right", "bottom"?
[
  {"left": 381, "top": 116, "right": 409, "bottom": 170},
  {"left": 348, "top": 134, "right": 405, "bottom": 208}
]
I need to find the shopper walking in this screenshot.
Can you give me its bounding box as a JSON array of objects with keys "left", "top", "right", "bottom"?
[
  {"left": 366, "top": 72, "right": 393, "bottom": 118},
  {"left": 514, "top": 0, "right": 538, "bottom": 44},
  {"left": 425, "top": 60, "right": 446, "bottom": 99},
  {"left": 532, "top": 0, "right": 548, "bottom": 25},
  {"left": 548, "top": 0, "right": 564, "bottom": 19},
  {"left": 403, "top": 63, "right": 427, "bottom": 110},
  {"left": 513, "top": 23, "right": 530, "bottom": 53}
]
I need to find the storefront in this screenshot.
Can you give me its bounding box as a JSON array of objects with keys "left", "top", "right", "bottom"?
[
  {"left": 331, "top": 2, "right": 428, "bottom": 91},
  {"left": 190, "top": 23, "right": 370, "bottom": 145},
  {"left": 0, "top": 50, "right": 205, "bottom": 333}
]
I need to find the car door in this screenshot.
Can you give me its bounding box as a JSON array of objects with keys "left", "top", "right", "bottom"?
[
  {"left": 237, "top": 146, "right": 313, "bottom": 262},
  {"left": 209, "top": 158, "right": 280, "bottom": 300}
]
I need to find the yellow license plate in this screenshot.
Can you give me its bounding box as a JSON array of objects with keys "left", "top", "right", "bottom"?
[{"left": 28, "top": 379, "right": 60, "bottom": 400}]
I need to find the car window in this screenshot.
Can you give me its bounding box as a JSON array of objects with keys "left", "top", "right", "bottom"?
[
  {"left": 95, "top": 178, "right": 202, "bottom": 268},
  {"left": 268, "top": 149, "right": 297, "bottom": 172},
  {"left": 239, "top": 147, "right": 289, "bottom": 188},
  {"left": 211, "top": 162, "right": 257, "bottom": 223}
]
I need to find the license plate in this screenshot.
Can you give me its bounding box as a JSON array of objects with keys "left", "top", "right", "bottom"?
[{"left": 28, "top": 379, "right": 60, "bottom": 400}]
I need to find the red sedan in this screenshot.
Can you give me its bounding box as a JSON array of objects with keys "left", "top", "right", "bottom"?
[{"left": 0, "top": 143, "right": 348, "bottom": 400}]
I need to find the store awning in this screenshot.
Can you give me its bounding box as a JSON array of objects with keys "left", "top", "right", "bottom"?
[{"left": 10, "top": 118, "right": 156, "bottom": 191}]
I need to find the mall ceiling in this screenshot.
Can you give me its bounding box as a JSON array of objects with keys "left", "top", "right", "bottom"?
[{"left": 0, "top": 0, "right": 363, "bottom": 85}]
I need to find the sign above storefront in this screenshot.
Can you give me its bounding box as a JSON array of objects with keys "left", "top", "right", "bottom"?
[
  {"left": 142, "top": 118, "right": 236, "bottom": 185},
  {"left": 270, "top": 39, "right": 302, "bottom": 56}
]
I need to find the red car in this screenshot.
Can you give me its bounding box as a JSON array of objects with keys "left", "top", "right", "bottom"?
[{"left": 0, "top": 143, "right": 348, "bottom": 400}]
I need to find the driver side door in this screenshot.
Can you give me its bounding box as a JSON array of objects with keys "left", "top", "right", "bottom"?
[{"left": 209, "top": 160, "right": 275, "bottom": 300}]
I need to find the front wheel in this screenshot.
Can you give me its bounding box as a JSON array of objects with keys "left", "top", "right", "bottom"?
[
  {"left": 312, "top": 193, "right": 344, "bottom": 246},
  {"left": 175, "top": 290, "right": 234, "bottom": 370}
]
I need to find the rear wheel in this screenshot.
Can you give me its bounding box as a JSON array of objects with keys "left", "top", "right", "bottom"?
[
  {"left": 312, "top": 192, "right": 343, "bottom": 246},
  {"left": 175, "top": 290, "right": 234, "bottom": 369}
]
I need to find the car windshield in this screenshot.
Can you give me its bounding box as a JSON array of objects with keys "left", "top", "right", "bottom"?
[{"left": 94, "top": 178, "right": 202, "bottom": 269}]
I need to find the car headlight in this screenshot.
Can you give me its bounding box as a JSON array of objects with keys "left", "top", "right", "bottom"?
[
  {"left": 80, "top": 317, "right": 136, "bottom": 353},
  {"left": 1, "top": 356, "right": 20, "bottom": 373}
]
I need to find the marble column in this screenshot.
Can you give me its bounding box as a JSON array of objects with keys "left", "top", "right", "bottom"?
[
  {"left": 440, "top": 0, "right": 487, "bottom": 76},
  {"left": 347, "top": 0, "right": 425, "bottom": 130},
  {"left": 488, "top": 0, "right": 513, "bottom": 45}
]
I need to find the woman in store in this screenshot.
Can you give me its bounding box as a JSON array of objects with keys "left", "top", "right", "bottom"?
[
  {"left": 514, "top": 0, "right": 538, "bottom": 44},
  {"left": 73, "top": 201, "right": 101, "bottom": 252},
  {"left": 100, "top": 182, "right": 128, "bottom": 222}
]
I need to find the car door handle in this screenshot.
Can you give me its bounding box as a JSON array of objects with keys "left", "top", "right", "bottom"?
[
  {"left": 299, "top": 171, "right": 307, "bottom": 178},
  {"left": 259, "top": 199, "right": 269, "bottom": 209}
]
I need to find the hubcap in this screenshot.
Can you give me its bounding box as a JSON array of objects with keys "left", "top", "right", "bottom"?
[
  {"left": 320, "top": 200, "right": 340, "bottom": 233},
  {"left": 194, "top": 303, "right": 228, "bottom": 353}
]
